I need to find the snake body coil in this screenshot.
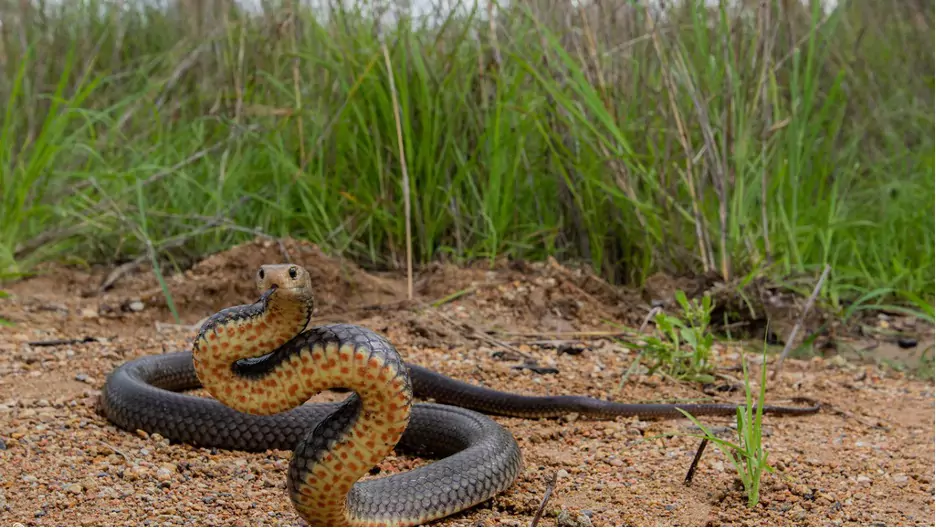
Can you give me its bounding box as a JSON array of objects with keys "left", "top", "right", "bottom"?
[{"left": 100, "top": 264, "right": 820, "bottom": 526}]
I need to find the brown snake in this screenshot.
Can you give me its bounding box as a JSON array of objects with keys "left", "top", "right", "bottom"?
[{"left": 100, "top": 264, "right": 820, "bottom": 526}]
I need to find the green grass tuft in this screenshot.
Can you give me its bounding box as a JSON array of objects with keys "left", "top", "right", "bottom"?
[{"left": 677, "top": 344, "right": 776, "bottom": 508}]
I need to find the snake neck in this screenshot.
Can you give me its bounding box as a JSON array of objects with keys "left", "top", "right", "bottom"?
[{"left": 191, "top": 287, "right": 314, "bottom": 412}]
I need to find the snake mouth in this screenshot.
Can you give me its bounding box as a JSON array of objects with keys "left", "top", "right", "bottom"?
[{"left": 264, "top": 284, "right": 308, "bottom": 297}]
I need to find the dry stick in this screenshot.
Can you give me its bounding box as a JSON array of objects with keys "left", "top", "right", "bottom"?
[
  {"left": 486, "top": 0, "right": 502, "bottom": 68},
  {"left": 290, "top": 1, "right": 306, "bottom": 181},
  {"left": 427, "top": 307, "right": 536, "bottom": 363},
  {"left": 771, "top": 264, "right": 831, "bottom": 380},
  {"left": 27, "top": 337, "right": 100, "bottom": 347},
  {"left": 234, "top": 19, "right": 247, "bottom": 125},
  {"left": 758, "top": 0, "right": 775, "bottom": 265},
  {"left": 530, "top": 471, "right": 559, "bottom": 527},
  {"left": 495, "top": 330, "right": 635, "bottom": 339},
  {"left": 382, "top": 43, "right": 414, "bottom": 301},
  {"left": 638, "top": 306, "right": 663, "bottom": 334},
  {"left": 683, "top": 437, "right": 709, "bottom": 486}
]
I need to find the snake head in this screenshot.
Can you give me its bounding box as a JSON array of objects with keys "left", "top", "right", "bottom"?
[{"left": 256, "top": 264, "right": 314, "bottom": 302}]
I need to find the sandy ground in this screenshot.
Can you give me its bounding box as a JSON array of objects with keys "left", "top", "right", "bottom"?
[{"left": 0, "top": 238, "right": 933, "bottom": 527}]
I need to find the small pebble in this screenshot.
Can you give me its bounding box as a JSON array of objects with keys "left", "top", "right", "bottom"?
[
  {"left": 64, "top": 483, "right": 83, "bottom": 494},
  {"left": 0, "top": 437, "right": 6, "bottom": 450},
  {"left": 128, "top": 301, "right": 145, "bottom": 312}
]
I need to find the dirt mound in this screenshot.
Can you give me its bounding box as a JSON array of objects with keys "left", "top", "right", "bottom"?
[{"left": 149, "top": 238, "right": 407, "bottom": 320}]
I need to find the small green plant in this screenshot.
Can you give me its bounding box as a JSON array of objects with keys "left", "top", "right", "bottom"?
[
  {"left": 678, "top": 346, "right": 774, "bottom": 508},
  {"left": 638, "top": 290, "right": 716, "bottom": 383}
]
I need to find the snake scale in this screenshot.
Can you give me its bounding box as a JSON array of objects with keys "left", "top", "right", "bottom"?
[{"left": 100, "top": 264, "right": 820, "bottom": 526}]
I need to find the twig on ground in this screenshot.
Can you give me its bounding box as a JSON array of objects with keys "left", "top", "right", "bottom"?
[
  {"left": 638, "top": 306, "right": 663, "bottom": 334},
  {"left": 494, "top": 330, "right": 635, "bottom": 339},
  {"left": 27, "top": 337, "right": 100, "bottom": 347},
  {"left": 683, "top": 437, "right": 709, "bottom": 485},
  {"left": 155, "top": 321, "right": 203, "bottom": 333},
  {"left": 426, "top": 306, "right": 536, "bottom": 362},
  {"left": 511, "top": 364, "right": 560, "bottom": 375},
  {"left": 503, "top": 339, "right": 588, "bottom": 348},
  {"left": 429, "top": 287, "right": 478, "bottom": 307},
  {"left": 771, "top": 264, "right": 831, "bottom": 380},
  {"left": 99, "top": 256, "right": 148, "bottom": 292},
  {"left": 99, "top": 440, "right": 131, "bottom": 463},
  {"left": 530, "top": 471, "right": 559, "bottom": 527}
]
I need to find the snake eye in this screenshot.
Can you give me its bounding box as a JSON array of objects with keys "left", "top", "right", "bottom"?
[
  {"left": 288, "top": 266, "right": 298, "bottom": 279},
  {"left": 258, "top": 269, "right": 265, "bottom": 280}
]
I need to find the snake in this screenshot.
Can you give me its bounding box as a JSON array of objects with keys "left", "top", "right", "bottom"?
[{"left": 99, "top": 263, "right": 821, "bottom": 526}]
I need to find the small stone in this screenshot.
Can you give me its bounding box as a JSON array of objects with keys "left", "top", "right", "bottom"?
[
  {"left": 155, "top": 468, "right": 172, "bottom": 482},
  {"left": 0, "top": 437, "right": 6, "bottom": 450},
  {"left": 128, "top": 301, "right": 145, "bottom": 312},
  {"left": 64, "top": 483, "right": 83, "bottom": 494},
  {"left": 557, "top": 469, "right": 570, "bottom": 479},
  {"left": 794, "top": 484, "right": 813, "bottom": 497},
  {"left": 856, "top": 475, "right": 871, "bottom": 484},
  {"left": 80, "top": 308, "right": 98, "bottom": 318},
  {"left": 556, "top": 508, "right": 593, "bottom": 527},
  {"left": 607, "top": 458, "right": 624, "bottom": 467},
  {"left": 893, "top": 474, "right": 909, "bottom": 484}
]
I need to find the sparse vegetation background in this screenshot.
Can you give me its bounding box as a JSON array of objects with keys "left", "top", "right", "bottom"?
[{"left": 1, "top": 0, "right": 933, "bottom": 320}]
